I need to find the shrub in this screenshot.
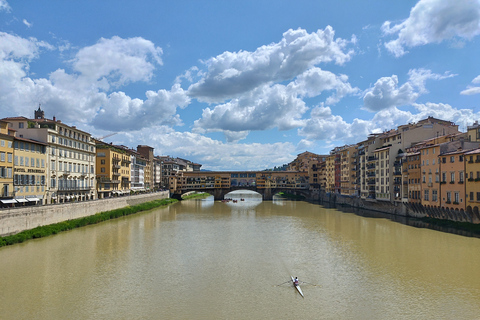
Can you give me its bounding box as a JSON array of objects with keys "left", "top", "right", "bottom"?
[{"left": 0, "top": 198, "right": 178, "bottom": 248}]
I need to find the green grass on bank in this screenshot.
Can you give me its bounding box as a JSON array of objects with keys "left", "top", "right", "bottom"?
[
  {"left": 181, "top": 192, "right": 211, "bottom": 200},
  {"left": 0, "top": 198, "right": 178, "bottom": 248}
]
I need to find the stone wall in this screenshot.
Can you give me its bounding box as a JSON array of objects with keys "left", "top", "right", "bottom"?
[
  {"left": 0, "top": 191, "right": 169, "bottom": 237},
  {"left": 318, "top": 191, "right": 480, "bottom": 224}
]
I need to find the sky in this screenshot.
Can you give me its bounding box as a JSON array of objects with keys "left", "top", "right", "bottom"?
[{"left": 1, "top": 0, "right": 480, "bottom": 170}]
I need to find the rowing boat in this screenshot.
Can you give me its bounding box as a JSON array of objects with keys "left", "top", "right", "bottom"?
[{"left": 291, "top": 276, "right": 304, "bottom": 298}]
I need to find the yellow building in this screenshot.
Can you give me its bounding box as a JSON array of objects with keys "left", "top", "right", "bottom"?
[
  {"left": 13, "top": 137, "right": 48, "bottom": 205},
  {"left": 325, "top": 154, "right": 336, "bottom": 193},
  {"left": 0, "top": 120, "right": 14, "bottom": 205},
  {"left": 96, "top": 143, "right": 132, "bottom": 198},
  {"left": 464, "top": 148, "right": 480, "bottom": 216}
]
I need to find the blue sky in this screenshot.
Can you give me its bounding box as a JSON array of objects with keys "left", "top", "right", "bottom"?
[{"left": 1, "top": 0, "right": 480, "bottom": 170}]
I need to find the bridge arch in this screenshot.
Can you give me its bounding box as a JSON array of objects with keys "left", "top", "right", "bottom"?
[{"left": 224, "top": 189, "right": 263, "bottom": 200}]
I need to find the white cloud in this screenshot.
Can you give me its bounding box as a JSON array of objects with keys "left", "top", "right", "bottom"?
[
  {"left": 22, "top": 19, "right": 32, "bottom": 28},
  {"left": 188, "top": 27, "right": 355, "bottom": 103},
  {"left": 363, "top": 75, "right": 418, "bottom": 111},
  {"left": 289, "top": 67, "right": 359, "bottom": 104},
  {"left": 298, "top": 105, "right": 372, "bottom": 143},
  {"left": 192, "top": 66, "right": 358, "bottom": 140},
  {"left": 72, "top": 36, "right": 163, "bottom": 88},
  {"left": 0, "top": 0, "right": 10, "bottom": 12},
  {"left": 193, "top": 83, "right": 308, "bottom": 137},
  {"left": 0, "top": 32, "right": 54, "bottom": 115},
  {"left": 382, "top": 0, "right": 480, "bottom": 57},
  {"left": 461, "top": 75, "right": 480, "bottom": 95},
  {"left": 92, "top": 84, "right": 190, "bottom": 131},
  {"left": 411, "top": 102, "right": 476, "bottom": 123},
  {"left": 363, "top": 68, "right": 453, "bottom": 112},
  {"left": 121, "top": 127, "right": 297, "bottom": 170},
  {"left": 0, "top": 33, "right": 186, "bottom": 132}
]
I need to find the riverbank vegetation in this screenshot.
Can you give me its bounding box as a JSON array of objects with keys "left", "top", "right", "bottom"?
[
  {"left": 0, "top": 198, "right": 178, "bottom": 248},
  {"left": 181, "top": 192, "right": 211, "bottom": 200}
]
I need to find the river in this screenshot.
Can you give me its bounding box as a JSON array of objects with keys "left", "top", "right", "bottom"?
[{"left": 0, "top": 196, "right": 479, "bottom": 319}]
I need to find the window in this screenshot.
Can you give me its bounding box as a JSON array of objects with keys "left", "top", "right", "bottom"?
[
  {"left": 450, "top": 172, "right": 455, "bottom": 182},
  {"left": 470, "top": 192, "right": 474, "bottom": 200},
  {"left": 100, "top": 159, "right": 106, "bottom": 164},
  {"left": 0, "top": 152, "right": 4, "bottom": 162},
  {"left": 460, "top": 171, "right": 464, "bottom": 182},
  {"left": 447, "top": 192, "right": 451, "bottom": 203},
  {"left": 101, "top": 167, "right": 105, "bottom": 173},
  {"left": 424, "top": 190, "right": 429, "bottom": 201},
  {"left": 442, "top": 172, "right": 447, "bottom": 182},
  {"left": 450, "top": 156, "right": 455, "bottom": 163},
  {"left": 454, "top": 192, "right": 460, "bottom": 203},
  {"left": 432, "top": 190, "right": 438, "bottom": 202},
  {"left": 19, "top": 122, "right": 24, "bottom": 128}
]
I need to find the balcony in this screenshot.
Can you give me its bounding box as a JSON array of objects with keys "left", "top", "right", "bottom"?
[
  {"left": 113, "top": 164, "right": 121, "bottom": 169},
  {"left": 58, "top": 186, "right": 94, "bottom": 191}
]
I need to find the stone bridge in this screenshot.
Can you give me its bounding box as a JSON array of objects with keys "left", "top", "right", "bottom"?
[
  {"left": 173, "top": 186, "right": 311, "bottom": 201},
  {"left": 169, "top": 170, "right": 311, "bottom": 201}
]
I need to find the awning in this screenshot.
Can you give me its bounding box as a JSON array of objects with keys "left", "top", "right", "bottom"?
[
  {"left": 1, "top": 199, "right": 17, "bottom": 204},
  {"left": 27, "top": 197, "right": 40, "bottom": 202},
  {"left": 15, "top": 198, "right": 28, "bottom": 203}
]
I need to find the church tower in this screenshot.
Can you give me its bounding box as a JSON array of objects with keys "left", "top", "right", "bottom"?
[{"left": 34, "top": 105, "right": 45, "bottom": 120}]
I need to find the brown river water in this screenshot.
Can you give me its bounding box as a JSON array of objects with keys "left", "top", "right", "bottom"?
[{"left": 1, "top": 196, "right": 479, "bottom": 319}]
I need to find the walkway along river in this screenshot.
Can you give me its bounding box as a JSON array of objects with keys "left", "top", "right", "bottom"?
[{"left": 0, "top": 196, "right": 479, "bottom": 319}]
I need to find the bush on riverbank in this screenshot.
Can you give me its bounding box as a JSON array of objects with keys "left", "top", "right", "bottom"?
[
  {"left": 0, "top": 198, "right": 178, "bottom": 248},
  {"left": 182, "top": 192, "right": 211, "bottom": 200}
]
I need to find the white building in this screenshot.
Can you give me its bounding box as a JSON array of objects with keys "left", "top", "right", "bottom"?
[{"left": 2, "top": 107, "right": 96, "bottom": 203}]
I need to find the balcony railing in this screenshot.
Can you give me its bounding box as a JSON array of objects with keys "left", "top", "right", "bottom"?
[{"left": 58, "top": 186, "right": 93, "bottom": 191}]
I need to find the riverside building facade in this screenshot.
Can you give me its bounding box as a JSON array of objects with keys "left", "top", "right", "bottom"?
[
  {"left": 0, "top": 120, "right": 14, "bottom": 204},
  {"left": 96, "top": 142, "right": 132, "bottom": 198},
  {"left": 13, "top": 136, "right": 48, "bottom": 204},
  {"left": 2, "top": 107, "right": 96, "bottom": 204}
]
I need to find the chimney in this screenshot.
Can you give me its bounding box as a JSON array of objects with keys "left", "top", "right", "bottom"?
[{"left": 53, "top": 116, "right": 56, "bottom": 121}]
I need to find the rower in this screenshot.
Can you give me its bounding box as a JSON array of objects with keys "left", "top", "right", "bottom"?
[{"left": 294, "top": 277, "right": 299, "bottom": 286}]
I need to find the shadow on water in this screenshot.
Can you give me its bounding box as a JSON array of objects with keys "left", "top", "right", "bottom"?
[{"left": 320, "top": 202, "right": 480, "bottom": 239}]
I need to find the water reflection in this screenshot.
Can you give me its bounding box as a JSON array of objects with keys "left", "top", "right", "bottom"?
[
  {"left": 323, "top": 202, "right": 480, "bottom": 238},
  {"left": 2, "top": 200, "right": 480, "bottom": 319}
]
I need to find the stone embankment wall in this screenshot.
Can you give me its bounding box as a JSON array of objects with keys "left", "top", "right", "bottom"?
[
  {"left": 0, "top": 191, "right": 169, "bottom": 237},
  {"left": 316, "top": 191, "right": 480, "bottom": 224}
]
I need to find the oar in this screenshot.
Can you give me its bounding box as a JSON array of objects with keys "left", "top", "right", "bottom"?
[
  {"left": 275, "top": 280, "right": 291, "bottom": 286},
  {"left": 301, "top": 281, "right": 320, "bottom": 287}
]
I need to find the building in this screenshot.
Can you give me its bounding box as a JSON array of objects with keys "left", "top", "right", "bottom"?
[
  {"left": 131, "top": 151, "right": 147, "bottom": 191},
  {"left": 2, "top": 107, "right": 96, "bottom": 203},
  {"left": 137, "top": 145, "right": 154, "bottom": 190},
  {"left": 13, "top": 137, "right": 48, "bottom": 205},
  {"left": 96, "top": 142, "right": 132, "bottom": 198},
  {"left": 465, "top": 148, "right": 480, "bottom": 216},
  {"left": 0, "top": 120, "right": 14, "bottom": 205}
]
